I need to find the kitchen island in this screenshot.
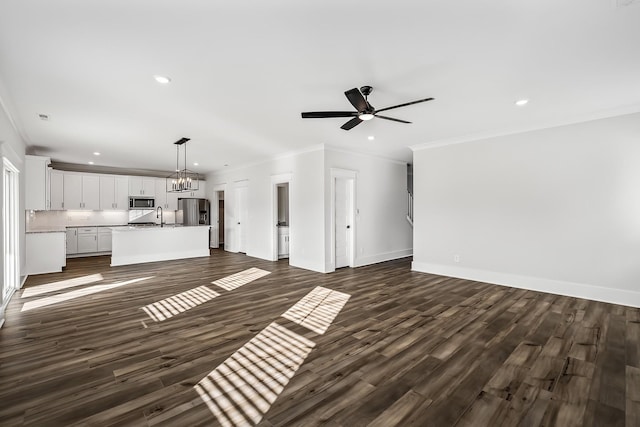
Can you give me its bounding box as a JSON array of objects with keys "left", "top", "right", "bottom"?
[{"left": 111, "top": 225, "right": 210, "bottom": 266}]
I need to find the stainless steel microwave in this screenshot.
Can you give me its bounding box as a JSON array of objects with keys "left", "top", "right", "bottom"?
[{"left": 129, "top": 197, "right": 155, "bottom": 209}]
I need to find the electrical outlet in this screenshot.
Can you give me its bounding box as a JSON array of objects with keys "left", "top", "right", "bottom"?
[
  {"left": 360, "top": 247, "right": 364, "bottom": 254},
  {"left": 454, "top": 254, "right": 460, "bottom": 263}
]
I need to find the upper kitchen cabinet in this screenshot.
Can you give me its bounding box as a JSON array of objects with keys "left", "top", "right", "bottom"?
[
  {"left": 129, "top": 177, "right": 155, "bottom": 197},
  {"left": 154, "top": 178, "right": 167, "bottom": 209},
  {"left": 100, "top": 175, "right": 129, "bottom": 210},
  {"left": 63, "top": 172, "right": 100, "bottom": 210},
  {"left": 50, "top": 170, "right": 64, "bottom": 210},
  {"left": 25, "top": 155, "right": 51, "bottom": 210},
  {"left": 155, "top": 178, "right": 179, "bottom": 210},
  {"left": 182, "top": 180, "right": 206, "bottom": 198}
]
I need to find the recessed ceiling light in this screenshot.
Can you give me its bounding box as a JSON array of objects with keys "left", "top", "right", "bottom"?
[
  {"left": 93, "top": 152, "right": 100, "bottom": 156},
  {"left": 154, "top": 75, "right": 171, "bottom": 84},
  {"left": 88, "top": 161, "right": 94, "bottom": 165},
  {"left": 368, "top": 136, "right": 375, "bottom": 141},
  {"left": 193, "top": 162, "right": 199, "bottom": 166},
  {"left": 515, "top": 99, "right": 529, "bottom": 106},
  {"left": 224, "top": 164, "right": 229, "bottom": 167}
]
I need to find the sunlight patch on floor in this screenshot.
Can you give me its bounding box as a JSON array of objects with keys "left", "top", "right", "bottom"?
[
  {"left": 142, "top": 285, "right": 221, "bottom": 322},
  {"left": 212, "top": 268, "right": 271, "bottom": 291},
  {"left": 21, "top": 273, "right": 104, "bottom": 298},
  {"left": 195, "top": 321, "right": 315, "bottom": 427},
  {"left": 281, "top": 286, "right": 351, "bottom": 334},
  {"left": 21, "top": 276, "right": 154, "bottom": 312}
]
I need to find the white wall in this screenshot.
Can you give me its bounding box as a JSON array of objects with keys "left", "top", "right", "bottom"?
[
  {"left": 412, "top": 112, "right": 640, "bottom": 307},
  {"left": 207, "top": 145, "right": 413, "bottom": 274},
  {"left": 207, "top": 147, "right": 327, "bottom": 273},
  {"left": 324, "top": 148, "right": 413, "bottom": 272}
]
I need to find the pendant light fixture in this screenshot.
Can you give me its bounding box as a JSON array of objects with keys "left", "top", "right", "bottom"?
[{"left": 166, "top": 137, "right": 200, "bottom": 193}]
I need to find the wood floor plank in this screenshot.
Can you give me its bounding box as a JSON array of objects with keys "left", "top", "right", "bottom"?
[{"left": 0, "top": 251, "right": 638, "bottom": 426}]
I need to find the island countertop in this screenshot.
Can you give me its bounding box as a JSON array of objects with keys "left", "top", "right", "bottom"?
[{"left": 111, "top": 225, "right": 210, "bottom": 266}]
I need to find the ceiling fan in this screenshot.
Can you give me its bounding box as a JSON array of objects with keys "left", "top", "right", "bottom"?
[{"left": 301, "top": 85, "right": 434, "bottom": 130}]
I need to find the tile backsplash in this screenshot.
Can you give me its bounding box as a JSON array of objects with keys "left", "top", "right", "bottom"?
[{"left": 26, "top": 210, "right": 176, "bottom": 230}]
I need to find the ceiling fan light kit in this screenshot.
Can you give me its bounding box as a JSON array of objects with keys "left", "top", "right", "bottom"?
[{"left": 301, "top": 85, "right": 434, "bottom": 130}]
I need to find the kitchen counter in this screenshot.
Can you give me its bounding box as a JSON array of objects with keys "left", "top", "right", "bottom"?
[
  {"left": 26, "top": 232, "right": 66, "bottom": 274},
  {"left": 26, "top": 228, "right": 67, "bottom": 234},
  {"left": 111, "top": 225, "right": 210, "bottom": 266}
]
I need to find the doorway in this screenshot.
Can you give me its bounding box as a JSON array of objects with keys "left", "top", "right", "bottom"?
[
  {"left": 331, "top": 168, "right": 356, "bottom": 271},
  {"left": 2, "top": 157, "right": 19, "bottom": 307},
  {"left": 271, "top": 173, "right": 292, "bottom": 262},
  {"left": 218, "top": 194, "right": 224, "bottom": 249}
]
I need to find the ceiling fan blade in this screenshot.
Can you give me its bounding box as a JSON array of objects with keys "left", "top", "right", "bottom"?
[
  {"left": 375, "top": 115, "right": 412, "bottom": 124},
  {"left": 301, "top": 111, "right": 358, "bottom": 118},
  {"left": 344, "top": 88, "right": 368, "bottom": 112},
  {"left": 375, "top": 97, "right": 434, "bottom": 114},
  {"left": 340, "top": 117, "right": 362, "bottom": 130}
]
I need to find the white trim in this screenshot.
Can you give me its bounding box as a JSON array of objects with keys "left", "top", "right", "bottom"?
[
  {"left": 411, "top": 261, "right": 640, "bottom": 308},
  {"left": 355, "top": 249, "right": 413, "bottom": 268},
  {"left": 411, "top": 105, "right": 640, "bottom": 152},
  {"left": 211, "top": 184, "right": 227, "bottom": 249},
  {"left": 270, "top": 172, "right": 293, "bottom": 261},
  {"left": 329, "top": 168, "right": 357, "bottom": 273},
  {"left": 2, "top": 157, "right": 20, "bottom": 313}
]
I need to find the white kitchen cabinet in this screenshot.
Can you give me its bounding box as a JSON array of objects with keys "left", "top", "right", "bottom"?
[
  {"left": 129, "top": 177, "right": 155, "bottom": 197},
  {"left": 50, "top": 170, "right": 64, "bottom": 210},
  {"left": 77, "top": 227, "right": 98, "bottom": 253},
  {"left": 63, "top": 173, "right": 100, "bottom": 210},
  {"left": 166, "top": 191, "right": 179, "bottom": 211},
  {"left": 26, "top": 232, "right": 66, "bottom": 274},
  {"left": 182, "top": 180, "right": 206, "bottom": 198},
  {"left": 25, "top": 155, "right": 51, "bottom": 210},
  {"left": 278, "top": 226, "right": 289, "bottom": 258},
  {"left": 97, "top": 227, "right": 112, "bottom": 252},
  {"left": 154, "top": 178, "right": 168, "bottom": 209},
  {"left": 66, "top": 227, "right": 78, "bottom": 255},
  {"left": 100, "top": 175, "right": 129, "bottom": 210}
]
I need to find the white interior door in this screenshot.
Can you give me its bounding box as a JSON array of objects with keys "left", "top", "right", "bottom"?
[
  {"left": 335, "top": 177, "right": 352, "bottom": 268},
  {"left": 236, "top": 186, "right": 248, "bottom": 253}
]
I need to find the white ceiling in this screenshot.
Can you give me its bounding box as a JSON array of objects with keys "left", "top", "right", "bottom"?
[{"left": 0, "top": 1, "right": 639, "bottom": 174}]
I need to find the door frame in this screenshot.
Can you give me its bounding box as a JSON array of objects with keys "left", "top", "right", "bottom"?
[
  {"left": 270, "top": 173, "right": 292, "bottom": 261},
  {"left": 2, "top": 157, "right": 20, "bottom": 318},
  {"left": 329, "top": 168, "right": 357, "bottom": 272},
  {"left": 211, "top": 183, "right": 226, "bottom": 249}
]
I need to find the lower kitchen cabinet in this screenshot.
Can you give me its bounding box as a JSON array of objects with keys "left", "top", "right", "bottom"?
[
  {"left": 67, "top": 226, "right": 113, "bottom": 255},
  {"left": 278, "top": 226, "right": 289, "bottom": 258},
  {"left": 66, "top": 228, "right": 78, "bottom": 255},
  {"left": 26, "top": 232, "right": 66, "bottom": 274},
  {"left": 98, "top": 228, "right": 112, "bottom": 252},
  {"left": 77, "top": 227, "right": 98, "bottom": 253}
]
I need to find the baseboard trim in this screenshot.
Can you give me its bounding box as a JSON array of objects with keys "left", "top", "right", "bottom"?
[
  {"left": 411, "top": 261, "right": 640, "bottom": 308},
  {"left": 355, "top": 249, "right": 413, "bottom": 268}
]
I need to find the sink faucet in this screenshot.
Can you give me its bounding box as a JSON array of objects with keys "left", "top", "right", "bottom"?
[{"left": 156, "top": 206, "right": 164, "bottom": 227}]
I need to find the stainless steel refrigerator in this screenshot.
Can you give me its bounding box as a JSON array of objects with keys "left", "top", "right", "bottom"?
[{"left": 177, "top": 198, "right": 210, "bottom": 226}]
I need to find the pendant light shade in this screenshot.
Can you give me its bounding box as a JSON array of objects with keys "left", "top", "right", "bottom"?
[{"left": 166, "top": 137, "right": 200, "bottom": 193}]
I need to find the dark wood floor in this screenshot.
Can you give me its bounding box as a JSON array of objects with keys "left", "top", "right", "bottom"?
[{"left": 1, "top": 250, "right": 638, "bottom": 426}]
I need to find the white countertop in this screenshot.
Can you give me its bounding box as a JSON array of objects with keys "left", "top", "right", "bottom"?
[
  {"left": 111, "top": 225, "right": 210, "bottom": 232},
  {"left": 26, "top": 228, "right": 67, "bottom": 234}
]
